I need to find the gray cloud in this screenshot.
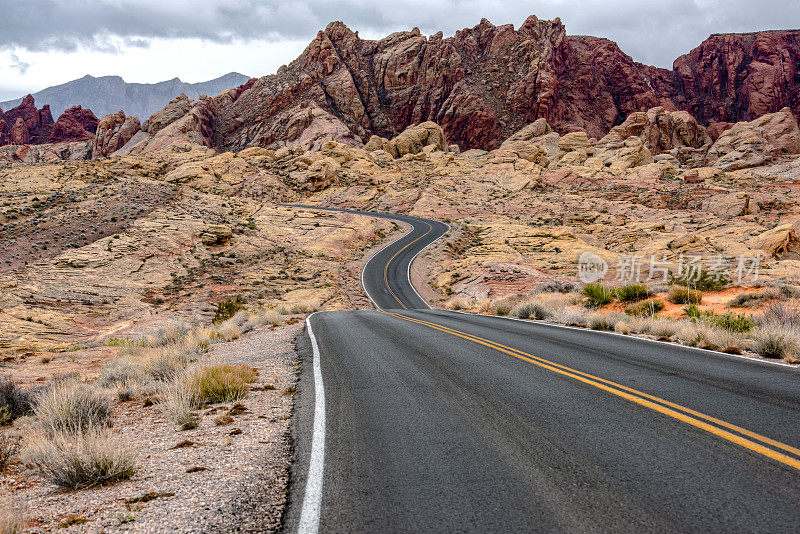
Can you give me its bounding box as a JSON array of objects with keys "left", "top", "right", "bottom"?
[
  {"left": 0, "top": 0, "right": 798, "bottom": 67},
  {"left": 9, "top": 53, "right": 29, "bottom": 74}
]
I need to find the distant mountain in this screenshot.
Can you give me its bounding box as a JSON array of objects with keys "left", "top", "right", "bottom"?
[{"left": 0, "top": 72, "right": 251, "bottom": 121}]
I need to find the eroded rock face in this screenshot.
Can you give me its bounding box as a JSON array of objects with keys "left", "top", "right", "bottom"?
[
  {"left": 673, "top": 31, "right": 800, "bottom": 125},
  {"left": 706, "top": 107, "right": 800, "bottom": 170},
  {"left": 93, "top": 111, "right": 141, "bottom": 158},
  {"left": 207, "top": 18, "right": 800, "bottom": 152},
  {"left": 47, "top": 106, "right": 99, "bottom": 143},
  {"left": 0, "top": 95, "right": 55, "bottom": 145}
]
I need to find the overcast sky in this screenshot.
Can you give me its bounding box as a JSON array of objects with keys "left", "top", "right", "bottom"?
[{"left": 0, "top": 0, "right": 797, "bottom": 100}]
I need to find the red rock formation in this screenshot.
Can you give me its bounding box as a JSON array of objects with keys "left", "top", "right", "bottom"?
[
  {"left": 0, "top": 96, "right": 102, "bottom": 147},
  {"left": 209, "top": 17, "right": 800, "bottom": 152},
  {"left": 47, "top": 106, "right": 99, "bottom": 143},
  {"left": 672, "top": 31, "right": 800, "bottom": 125},
  {"left": 92, "top": 110, "right": 141, "bottom": 157}
]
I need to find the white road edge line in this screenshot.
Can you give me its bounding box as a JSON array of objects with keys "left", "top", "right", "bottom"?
[
  {"left": 298, "top": 313, "right": 326, "bottom": 534},
  {"left": 447, "top": 309, "right": 800, "bottom": 371},
  {"left": 406, "top": 221, "right": 450, "bottom": 310}
]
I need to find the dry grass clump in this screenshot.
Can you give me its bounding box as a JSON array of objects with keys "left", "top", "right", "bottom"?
[
  {"left": 758, "top": 300, "right": 800, "bottom": 326},
  {"left": 510, "top": 300, "right": 552, "bottom": 320},
  {"left": 624, "top": 298, "right": 664, "bottom": 317},
  {"left": 0, "top": 512, "right": 22, "bottom": 534},
  {"left": 668, "top": 286, "right": 702, "bottom": 305},
  {"left": 614, "top": 321, "right": 631, "bottom": 335},
  {"left": 0, "top": 432, "right": 20, "bottom": 471},
  {"left": 23, "top": 430, "right": 136, "bottom": 489},
  {"left": 34, "top": 381, "right": 111, "bottom": 437},
  {"left": 749, "top": 325, "right": 800, "bottom": 360},
  {"left": 445, "top": 296, "right": 472, "bottom": 310},
  {"left": 0, "top": 378, "right": 33, "bottom": 426},
  {"left": 161, "top": 380, "right": 200, "bottom": 430},
  {"left": 276, "top": 302, "right": 320, "bottom": 315},
  {"left": 188, "top": 365, "right": 257, "bottom": 404},
  {"left": 589, "top": 313, "right": 624, "bottom": 331}
]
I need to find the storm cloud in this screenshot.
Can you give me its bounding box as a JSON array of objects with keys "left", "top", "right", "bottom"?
[{"left": 0, "top": 0, "right": 798, "bottom": 67}]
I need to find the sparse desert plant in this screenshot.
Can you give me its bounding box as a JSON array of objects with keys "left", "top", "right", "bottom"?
[
  {"left": 668, "top": 286, "right": 702, "bottom": 305},
  {"left": 759, "top": 300, "right": 800, "bottom": 326},
  {"left": 187, "top": 365, "right": 257, "bottom": 404},
  {"left": 671, "top": 269, "right": 730, "bottom": 291},
  {"left": 614, "top": 321, "right": 631, "bottom": 335},
  {"left": 494, "top": 304, "right": 510, "bottom": 316},
  {"left": 510, "top": 300, "right": 552, "bottom": 320},
  {"left": 161, "top": 381, "right": 200, "bottom": 430},
  {"left": 146, "top": 321, "right": 191, "bottom": 347},
  {"left": 589, "top": 313, "right": 618, "bottom": 331},
  {"left": 616, "top": 283, "right": 651, "bottom": 303},
  {"left": 23, "top": 431, "right": 136, "bottom": 489},
  {"left": 477, "top": 299, "right": 492, "bottom": 314},
  {"left": 445, "top": 296, "right": 471, "bottom": 310},
  {"left": 0, "top": 377, "right": 33, "bottom": 425},
  {"left": 0, "top": 511, "right": 22, "bottom": 534},
  {"left": 706, "top": 328, "right": 747, "bottom": 354},
  {"left": 625, "top": 298, "right": 664, "bottom": 317},
  {"left": 712, "top": 312, "right": 753, "bottom": 333},
  {"left": 534, "top": 280, "right": 579, "bottom": 293},
  {"left": 213, "top": 296, "right": 246, "bottom": 324},
  {"left": 582, "top": 282, "right": 615, "bottom": 308},
  {"left": 750, "top": 325, "right": 800, "bottom": 360},
  {"left": 0, "top": 432, "right": 20, "bottom": 471},
  {"left": 553, "top": 308, "right": 589, "bottom": 326},
  {"left": 213, "top": 321, "right": 242, "bottom": 343},
  {"left": 727, "top": 289, "right": 781, "bottom": 308},
  {"left": 34, "top": 381, "right": 111, "bottom": 436}
]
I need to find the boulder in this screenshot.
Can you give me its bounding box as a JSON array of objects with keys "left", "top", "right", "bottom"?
[
  {"left": 748, "top": 223, "right": 800, "bottom": 258},
  {"left": 701, "top": 192, "right": 751, "bottom": 219},
  {"left": 201, "top": 225, "right": 233, "bottom": 246},
  {"left": 385, "top": 122, "right": 446, "bottom": 158},
  {"left": 557, "top": 131, "right": 590, "bottom": 152},
  {"left": 502, "top": 118, "right": 553, "bottom": 145},
  {"left": 706, "top": 107, "right": 800, "bottom": 170},
  {"left": 597, "top": 106, "right": 710, "bottom": 157}
]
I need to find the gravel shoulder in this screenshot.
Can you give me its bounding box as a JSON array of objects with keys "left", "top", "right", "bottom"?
[{"left": 1, "top": 321, "right": 303, "bottom": 533}]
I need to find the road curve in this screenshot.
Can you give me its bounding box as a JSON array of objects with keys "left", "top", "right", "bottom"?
[{"left": 284, "top": 207, "right": 800, "bottom": 533}]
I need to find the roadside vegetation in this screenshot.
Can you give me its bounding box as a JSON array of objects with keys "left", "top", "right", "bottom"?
[
  {"left": 0, "top": 304, "right": 288, "bottom": 510},
  {"left": 447, "top": 280, "right": 800, "bottom": 364}
]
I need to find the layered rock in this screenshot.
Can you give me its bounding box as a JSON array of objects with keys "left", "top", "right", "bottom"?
[
  {"left": 705, "top": 107, "right": 800, "bottom": 170},
  {"left": 92, "top": 111, "right": 141, "bottom": 158},
  {"left": 673, "top": 31, "right": 800, "bottom": 124},
  {"left": 204, "top": 17, "right": 800, "bottom": 152}
]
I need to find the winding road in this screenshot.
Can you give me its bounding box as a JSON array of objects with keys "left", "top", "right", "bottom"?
[{"left": 285, "top": 207, "right": 800, "bottom": 533}]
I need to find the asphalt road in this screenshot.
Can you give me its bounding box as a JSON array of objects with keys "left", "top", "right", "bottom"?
[{"left": 285, "top": 208, "right": 800, "bottom": 533}]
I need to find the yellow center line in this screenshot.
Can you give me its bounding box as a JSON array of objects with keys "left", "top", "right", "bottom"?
[
  {"left": 382, "top": 222, "right": 433, "bottom": 310},
  {"left": 382, "top": 310, "right": 800, "bottom": 472}
]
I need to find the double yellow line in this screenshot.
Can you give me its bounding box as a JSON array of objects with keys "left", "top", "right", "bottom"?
[
  {"left": 382, "top": 222, "right": 433, "bottom": 310},
  {"left": 382, "top": 310, "right": 800, "bottom": 472}
]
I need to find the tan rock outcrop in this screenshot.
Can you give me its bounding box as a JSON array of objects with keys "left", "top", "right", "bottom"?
[
  {"left": 748, "top": 223, "right": 800, "bottom": 258},
  {"left": 384, "top": 122, "right": 446, "bottom": 158},
  {"left": 706, "top": 108, "right": 800, "bottom": 171}
]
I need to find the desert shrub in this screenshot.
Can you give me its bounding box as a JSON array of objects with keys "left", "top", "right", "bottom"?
[
  {"left": 759, "top": 300, "right": 800, "bottom": 326},
  {"left": 494, "top": 304, "right": 510, "bottom": 316},
  {"left": 589, "top": 313, "right": 617, "bottom": 331},
  {"left": 445, "top": 297, "right": 470, "bottom": 310},
  {"left": 616, "top": 284, "right": 651, "bottom": 303},
  {"left": 535, "top": 280, "right": 579, "bottom": 293},
  {"left": 582, "top": 283, "right": 615, "bottom": 308},
  {"left": 34, "top": 382, "right": 111, "bottom": 436},
  {"left": 23, "top": 431, "right": 136, "bottom": 489},
  {"left": 477, "top": 299, "right": 492, "bottom": 314},
  {"left": 727, "top": 289, "right": 781, "bottom": 308},
  {"left": 668, "top": 286, "right": 702, "bottom": 305},
  {"left": 614, "top": 321, "right": 631, "bottom": 335},
  {"left": 706, "top": 329, "right": 747, "bottom": 354},
  {"left": 0, "top": 378, "right": 33, "bottom": 425},
  {"left": 510, "top": 300, "right": 552, "bottom": 320},
  {"left": 0, "top": 432, "right": 20, "bottom": 471},
  {"left": 0, "top": 512, "right": 22, "bottom": 534},
  {"left": 713, "top": 313, "right": 753, "bottom": 333},
  {"left": 671, "top": 269, "right": 730, "bottom": 291},
  {"left": 634, "top": 317, "right": 678, "bottom": 339},
  {"left": 213, "top": 296, "right": 246, "bottom": 324},
  {"left": 625, "top": 298, "right": 664, "bottom": 317},
  {"left": 554, "top": 308, "right": 589, "bottom": 326},
  {"left": 187, "top": 365, "right": 257, "bottom": 404},
  {"left": 750, "top": 325, "right": 800, "bottom": 360},
  {"left": 146, "top": 321, "right": 191, "bottom": 347},
  {"left": 161, "top": 381, "right": 200, "bottom": 430}
]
